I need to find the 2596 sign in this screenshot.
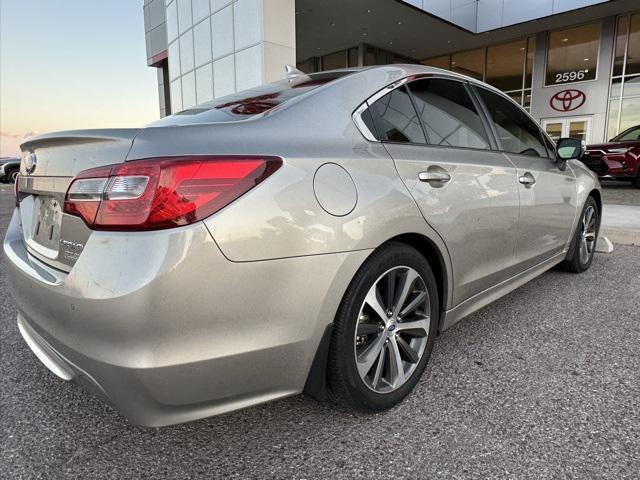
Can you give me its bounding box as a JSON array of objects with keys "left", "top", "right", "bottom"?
[{"left": 554, "top": 69, "right": 589, "bottom": 84}]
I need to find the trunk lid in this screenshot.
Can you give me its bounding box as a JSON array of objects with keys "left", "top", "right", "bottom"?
[{"left": 17, "top": 129, "right": 140, "bottom": 272}]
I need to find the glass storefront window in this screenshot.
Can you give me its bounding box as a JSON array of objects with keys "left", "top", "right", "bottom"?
[
  {"left": 296, "top": 58, "right": 316, "bottom": 74},
  {"left": 627, "top": 14, "right": 640, "bottom": 75},
  {"left": 623, "top": 75, "right": 640, "bottom": 97},
  {"left": 364, "top": 46, "right": 377, "bottom": 66},
  {"left": 422, "top": 37, "right": 535, "bottom": 109},
  {"left": 610, "top": 78, "right": 623, "bottom": 98},
  {"left": 451, "top": 49, "right": 484, "bottom": 80},
  {"left": 545, "top": 122, "right": 563, "bottom": 142},
  {"left": 620, "top": 97, "right": 640, "bottom": 133},
  {"left": 525, "top": 37, "right": 535, "bottom": 89},
  {"left": 607, "top": 99, "right": 620, "bottom": 140},
  {"left": 546, "top": 23, "right": 600, "bottom": 86},
  {"left": 322, "top": 50, "right": 347, "bottom": 70},
  {"left": 523, "top": 91, "right": 532, "bottom": 110},
  {"left": 505, "top": 91, "right": 522, "bottom": 105},
  {"left": 422, "top": 55, "right": 450, "bottom": 70},
  {"left": 348, "top": 47, "right": 359, "bottom": 68},
  {"left": 568, "top": 120, "right": 588, "bottom": 143},
  {"left": 486, "top": 40, "right": 527, "bottom": 91},
  {"left": 613, "top": 15, "right": 629, "bottom": 76},
  {"left": 607, "top": 13, "right": 640, "bottom": 138}
]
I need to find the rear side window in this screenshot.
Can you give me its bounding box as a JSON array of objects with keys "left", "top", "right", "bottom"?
[
  {"left": 408, "top": 79, "right": 490, "bottom": 150},
  {"left": 476, "top": 87, "right": 548, "bottom": 157},
  {"left": 368, "top": 86, "right": 426, "bottom": 144}
]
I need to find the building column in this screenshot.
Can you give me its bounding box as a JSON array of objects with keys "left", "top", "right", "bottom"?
[{"left": 166, "top": 0, "right": 296, "bottom": 112}]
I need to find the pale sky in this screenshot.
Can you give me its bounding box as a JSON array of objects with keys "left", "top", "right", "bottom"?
[{"left": 0, "top": 0, "right": 159, "bottom": 157}]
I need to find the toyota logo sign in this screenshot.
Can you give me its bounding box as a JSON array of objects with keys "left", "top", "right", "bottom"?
[{"left": 550, "top": 89, "right": 586, "bottom": 112}]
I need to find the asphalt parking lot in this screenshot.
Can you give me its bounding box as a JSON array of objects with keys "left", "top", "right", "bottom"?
[
  {"left": 600, "top": 181, "right": 640, "bottom": 206},
  {"left": 1, "top": 183, "right": 639, "bottom": 479}
]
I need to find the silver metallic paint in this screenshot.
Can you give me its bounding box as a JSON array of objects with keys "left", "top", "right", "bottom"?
[{"left": 4, "top": 65, "right": 601, "bottom": 426}]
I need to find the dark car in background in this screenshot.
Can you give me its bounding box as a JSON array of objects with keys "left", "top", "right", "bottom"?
[
  {"left": 0, "top": 157, "right": 21, "bottom": 184},
  {"left": 582, "top": 125, "right": 640, "bottom": 187}
]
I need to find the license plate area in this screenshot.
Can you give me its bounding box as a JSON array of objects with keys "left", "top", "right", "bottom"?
[{"left": 28, "top": 195, "right": 63, "bottom": 258}]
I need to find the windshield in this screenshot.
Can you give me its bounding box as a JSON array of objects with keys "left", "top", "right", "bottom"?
[
  {"left": 148, "top": 70, "right": 358, "bottom": 127},
  {"left": 611, "top": 125, "right": 640, "bottom": 142}
]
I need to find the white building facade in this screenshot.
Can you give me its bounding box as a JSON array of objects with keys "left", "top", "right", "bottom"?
[{"left": 144, "top": 0, "right": 639, "bottom": 143}]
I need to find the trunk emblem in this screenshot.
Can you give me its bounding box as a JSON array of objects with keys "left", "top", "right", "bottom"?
[{"left": 25, "top": 152, "right": 37, "bottom": 174}]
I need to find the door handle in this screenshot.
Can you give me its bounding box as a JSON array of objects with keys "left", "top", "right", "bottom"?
[
  {"left": 419, "top": 170, "right": 451, "bottom": 185},
  {"left": 518, "top": 172, "right": 536, "bottom": 187}
]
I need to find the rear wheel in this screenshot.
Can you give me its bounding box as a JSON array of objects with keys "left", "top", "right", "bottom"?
[
  {"left": 327, "top": 243, "right": 438, "bottom": 412},
  {"left": 560, "top": 196, "right": 599, "bottom": 273}
]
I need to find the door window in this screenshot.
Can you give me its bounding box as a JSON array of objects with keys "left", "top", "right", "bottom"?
[
  {"left": 367, "top": 85, "right": 426, "bottom": 144},
  {"left": 408, "top": 78, "right": 490, "bottom": 150},
  {"left": 477, "top": 88, "right": 548, "bottom": 157}
]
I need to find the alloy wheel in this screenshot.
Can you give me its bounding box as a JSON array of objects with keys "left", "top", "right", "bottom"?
[
  {"left": 579, "top": 205, "right": 597, "bottom": 265},
  {"left": 354, "top": 266, "right": 430, "bottom": 393}
]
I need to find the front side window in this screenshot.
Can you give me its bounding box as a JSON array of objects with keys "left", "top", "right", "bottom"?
[
  {"left": 476, "top": 88, "right": 548, "bottom": 157},
  {"left": 613, "top": 126, "right": 640, "bottom": 142},
  {"left": 408, "top": 79, "right": 490, "bottom": 150},
  {"left": 546, "top": 23, "right": 600, "bottom": 86},
  {"left": 368, "top": 86, "right": 426, "bottom": 144}
]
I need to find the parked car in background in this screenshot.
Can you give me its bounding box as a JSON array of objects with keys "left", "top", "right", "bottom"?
[
  {"left": 0, "top": 157, "right": 20, "bottom": 183},
  {"left": 4, "top": 65, "right": 601, "bottom": 427},
  {"left": 582, "top": 125, "right": 640, "bottom": 187}
]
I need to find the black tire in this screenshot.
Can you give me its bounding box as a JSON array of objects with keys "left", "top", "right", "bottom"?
[
  {"left": 559, "top": 196, "right": 600, "bottom": 273},
  {"left": 633, "top": 171, "right": 640, "bottom": 189},
  {"left": 327, "top": 242, "right": 439, "bottom": 412},
  {"left": 5, "top": 168, "right": 19, "bottom": 184}
]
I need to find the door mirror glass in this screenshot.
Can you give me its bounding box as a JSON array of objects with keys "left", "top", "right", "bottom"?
[{"left": 556, "top": 137, "right": 584, "bottom": 160}]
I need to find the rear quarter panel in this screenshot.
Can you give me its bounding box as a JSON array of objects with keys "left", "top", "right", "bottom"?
[{"left": 126, "top": 66, "right": 454, "bottom": 306}]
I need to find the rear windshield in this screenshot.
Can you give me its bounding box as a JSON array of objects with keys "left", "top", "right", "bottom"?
[{"left": 148, "top": 70, "right": 357, "bottom": 127}]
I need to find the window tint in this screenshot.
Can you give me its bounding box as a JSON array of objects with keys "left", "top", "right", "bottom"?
[
  {"left": 368, "top": 86, "right": 426, "bottom": 144},
  {"left": 149, "top": 70, "right": 355, "bottom": 126},
  {"left": 408, "top": 79, "right": 490, "bottom": 150},
  {"left": 477, "top": 88, "right": 548, "bottom": 157}
]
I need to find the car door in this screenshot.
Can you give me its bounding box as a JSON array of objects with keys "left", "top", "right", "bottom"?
[
  {"left": 473, "top": 86, "right": 578, "bottom": 271},
  {"left": 365, "top": 77, "right": 521, "bottom": 306}
]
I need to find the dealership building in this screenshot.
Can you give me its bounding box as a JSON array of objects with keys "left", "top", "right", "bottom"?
[{"left": 143, "top": 0, "right": 639, "bottom": 144}]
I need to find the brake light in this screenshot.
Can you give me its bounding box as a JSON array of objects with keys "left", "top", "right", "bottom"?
[
  {"left": 64, "top": 156, "right": 282, "bottom": 231},
  {"left": 14, "top": 173, "right": 20, "bottom": 203}
]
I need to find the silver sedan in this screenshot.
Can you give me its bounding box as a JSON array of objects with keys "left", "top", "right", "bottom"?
[{"left": 4, "top": 65, "right": 601, "bottom": 426}]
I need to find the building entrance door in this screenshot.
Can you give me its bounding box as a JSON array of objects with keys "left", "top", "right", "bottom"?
[{"left": 542, "top": 116, "right": 592, "bottom": 143}]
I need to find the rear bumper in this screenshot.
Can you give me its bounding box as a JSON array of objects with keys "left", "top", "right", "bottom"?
[{"left": 4, "top": 208, "right": 369, "bottom": 426}]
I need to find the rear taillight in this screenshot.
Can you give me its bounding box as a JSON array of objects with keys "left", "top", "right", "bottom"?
[
  {"left": 14, "top": 173, "right": 20, "bottom": 204},
  {"left": 63, "top": 156, "right": 282, "bottom": 231}
]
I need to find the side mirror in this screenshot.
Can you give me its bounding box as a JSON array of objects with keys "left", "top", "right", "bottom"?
[{"left": 556, "top": 137, "right": 584, "bottom": 160}]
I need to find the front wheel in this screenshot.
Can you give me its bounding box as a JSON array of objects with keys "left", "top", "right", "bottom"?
[
  {"left": 560, "top": 196, "right": 600, "bottom": 273},
  {"left": 327, "top": 243, "right": 438, "bottom": 412}
]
